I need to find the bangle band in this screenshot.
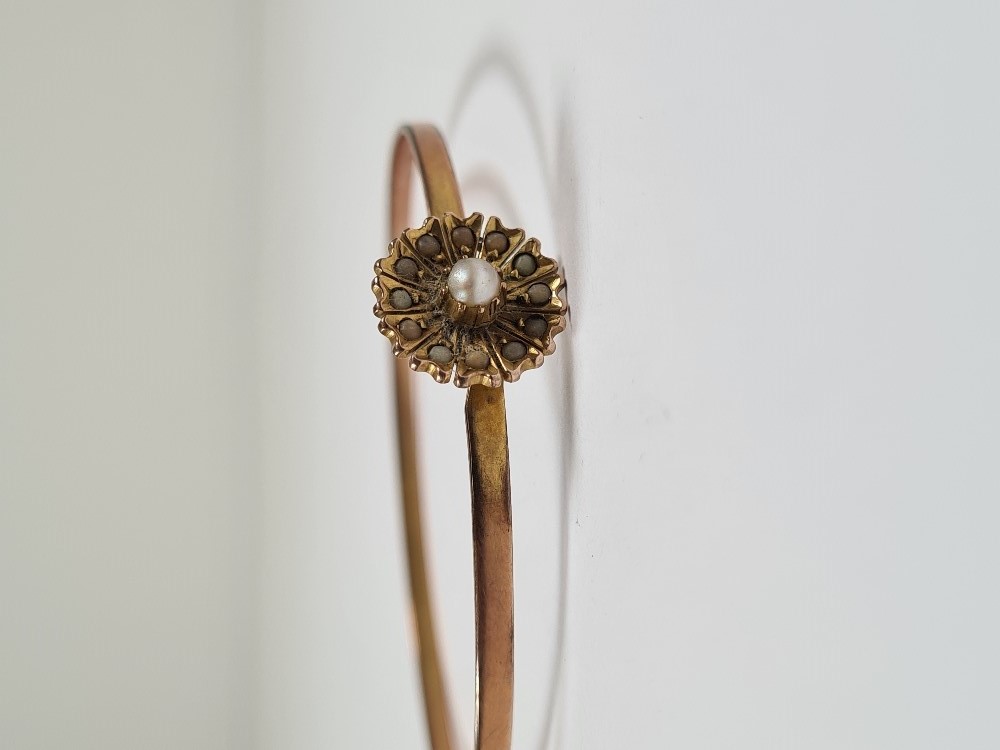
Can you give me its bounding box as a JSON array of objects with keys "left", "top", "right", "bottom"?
[{"left": 374, "top": 124, "right": 567, "bottom": 750}]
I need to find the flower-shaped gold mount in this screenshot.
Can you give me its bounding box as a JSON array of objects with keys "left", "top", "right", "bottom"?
[{"left": 373, "top": 213, "right": 567, "bottom": 387}]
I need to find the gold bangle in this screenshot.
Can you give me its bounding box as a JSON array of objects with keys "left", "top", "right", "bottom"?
[{"left": 372, "top": 124, "right": 568, "bottom": 750}]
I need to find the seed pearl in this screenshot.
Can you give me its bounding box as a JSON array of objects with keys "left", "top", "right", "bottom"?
[
  {"left": 448, "top": 257, "right": 501, "bottom": 306},
  {"left": 484, "top": 231, "right": 509, "bottom": 254},
  {"left": 501, "top": 341, "right": 527, "bottom": 360},
  {"left": 524, "top": 316, "right": 547, "bottom": 338},
  {"left": 465, "top": 350, "right": 490, "bottom": 369},
  {"left": 451, "top": 225, "right": 476, "bottom": 249},
  {"left": 527, "top": 283, "right": 550, "bottom": 305},
  {"left": 394, "top": 258, "right": 419, "bottom": 279},
  {"left": 390, "top": 288, "right": 413, "bottom": 309},
  {"left": 428, "top": 344, "right": 453, "bottom": 365},
  {"left": 399, "top": 319, "right": 422, "bottom": 340},
  {"left": 416, "top": 234, "right": 441, "bottom": 257},
  {"left": 513, "top": 253, "right": 537, "bottom": 277}
]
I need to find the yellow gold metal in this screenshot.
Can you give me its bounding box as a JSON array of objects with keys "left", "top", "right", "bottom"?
[
  {"left": 442, "top": 288, "right": 505, "bottom": 327},
  {"left": 374, "top": 201, "right": 567, "bottom": 388},
  {"left": 382, "top": 124, "right": 565, "bottom": 750},
  {"left": 466, "top": 384, "right": 513, "bottom": 748}
]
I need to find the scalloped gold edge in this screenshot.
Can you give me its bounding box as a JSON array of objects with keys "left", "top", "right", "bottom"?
[{"left": 373, "top": 213, "right": 568, "bottom": 388}]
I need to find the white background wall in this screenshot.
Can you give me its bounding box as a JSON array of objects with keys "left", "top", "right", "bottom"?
[
  {"left": 2, "top": 2, "right": 258, "bottom": 748},
  {"left": 3, "top": 1, "right": 999, "bottom": 748}
]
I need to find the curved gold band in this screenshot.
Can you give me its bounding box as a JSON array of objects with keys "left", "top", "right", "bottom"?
[{"left": 389, "top": 125, "right": 514, "bottom": 750}]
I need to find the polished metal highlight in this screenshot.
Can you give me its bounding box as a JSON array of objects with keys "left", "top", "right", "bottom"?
[{"left": 378, "top": 124, "right": 567, "bottom": 750}]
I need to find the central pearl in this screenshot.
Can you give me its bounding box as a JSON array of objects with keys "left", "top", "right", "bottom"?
[{"left": 447, "top": 258, "right": 501, "bottom": 306}]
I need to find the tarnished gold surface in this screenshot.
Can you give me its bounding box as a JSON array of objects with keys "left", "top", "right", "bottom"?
[
  {"left": 374, "top": 208, "right": 567, "bottom": 389},
  {"left": 466, "top": 384, "right": 513, "bottom": 749},
  {"left": 386, "top": 124, "right": 527, "bottom": 750}
]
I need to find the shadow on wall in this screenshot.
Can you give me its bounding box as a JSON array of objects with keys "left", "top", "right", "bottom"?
[{"left": 449, "top": 46, "right": 585, "bottom": 750}]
